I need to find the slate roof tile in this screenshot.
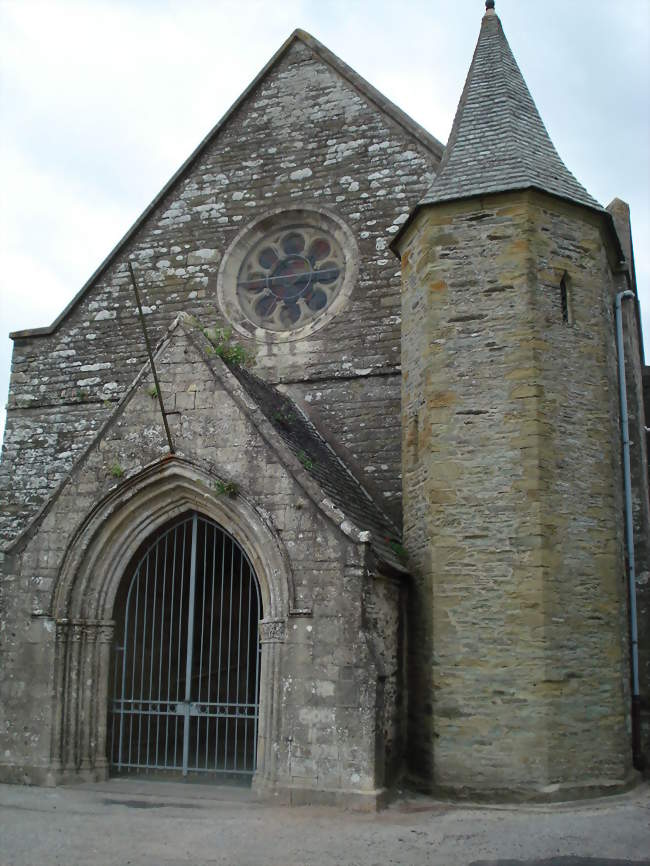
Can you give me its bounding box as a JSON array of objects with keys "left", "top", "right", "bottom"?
[
  {"left": 420, "top": 9, "right": 602, "bottom": 211},
  {"left": 228, "top": 363, "right": 405, "bottom": 573}
]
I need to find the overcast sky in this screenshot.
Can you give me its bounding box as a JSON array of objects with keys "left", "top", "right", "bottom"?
[{"left": 1, "top": 0, "right": 649, "bottom": 443}]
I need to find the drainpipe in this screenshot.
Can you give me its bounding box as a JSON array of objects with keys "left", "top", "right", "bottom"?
[{"left": 614, "top": 289, "right": 642, "bottom": 770}]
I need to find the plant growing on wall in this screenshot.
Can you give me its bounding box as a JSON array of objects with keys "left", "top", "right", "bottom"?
[
  {"left": 203, "top": 326, "right": 252, "bottom": 366},
  {"left": 387, "top": 539, "right": 408, "bottom": 563},
  {"left": 297, "top": 450, "right": 315, "bottom": 471},
  {"left": 215, "top": 479, "right": 239, "bottom": 498},
  {"left": 272, "top": 407, "right": 297, "bottom": 427}
]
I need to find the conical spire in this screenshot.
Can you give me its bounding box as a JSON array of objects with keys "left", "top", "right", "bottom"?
[{"left": 420, "top": 3, "right": 601, "bottom": 211}]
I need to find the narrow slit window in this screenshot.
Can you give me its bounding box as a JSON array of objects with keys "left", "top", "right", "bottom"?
[{"left": 560, "top": 275, "right": 571, "bottom": 324}]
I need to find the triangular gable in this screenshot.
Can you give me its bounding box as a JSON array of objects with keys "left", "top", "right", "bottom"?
[
  {"left": 11, "top": 29, "right": 443, "bottom": 342},
  {"left": 177, "top": 318, "right": 407, "bottom": 572},
  {"left": 8, "top": 314, "right": 406, "bottom": 574}
]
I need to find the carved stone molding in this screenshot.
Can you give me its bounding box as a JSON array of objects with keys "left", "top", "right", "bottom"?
[
  {"left": 55, "top": 619, "right": 114, "bottom": 643},
  {"left": 259, "top": 617, "right": 286, "bottom": 643},
  {"left": 69, "top": 622, "right": 85, "bottom": 643},
  {"left": 51, "top": 617, "right": 115, "bottom": 778}
]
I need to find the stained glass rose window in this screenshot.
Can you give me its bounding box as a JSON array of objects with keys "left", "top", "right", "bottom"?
[
  {"left": 236, "top": 224, "right": 346, "bottom": 331},
  {"left": 217, "top": 208, "right": 357, "bottom": 341}
]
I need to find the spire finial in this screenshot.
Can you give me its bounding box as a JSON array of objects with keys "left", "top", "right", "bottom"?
[{"left": 485, "top": 0, "right": 495, "bottom": 10}]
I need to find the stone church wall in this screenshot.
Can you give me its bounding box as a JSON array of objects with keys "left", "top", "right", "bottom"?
[
  {"left": 0, "top": 323, "right": 404, "bottom": 805},
  {"left": 399, "top": 189, "right": 635, "bottom": 798},
  {"left": 1, "top": 37, "right": 439, "bottom": 544}
]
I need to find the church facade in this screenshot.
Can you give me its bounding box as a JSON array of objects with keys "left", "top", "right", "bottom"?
[{"left": 1, "top": 5, "right": 648, "bottom": 807}]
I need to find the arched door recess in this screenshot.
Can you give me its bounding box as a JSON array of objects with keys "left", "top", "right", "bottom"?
[{"left": 109, "top": 511, "right": 262, "bottom": 779}]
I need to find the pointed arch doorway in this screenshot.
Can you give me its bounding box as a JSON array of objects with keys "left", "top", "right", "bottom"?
[{"left": 108, "top": 511, "right": 262, "bottom": 780}]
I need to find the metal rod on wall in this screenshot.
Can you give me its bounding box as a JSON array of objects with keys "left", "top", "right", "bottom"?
[
  {"left": 615, "top": 289, "right": 643, "bottom": 771},
  {"left": 128, "top": 262, "right": 175, "bottom": 454}
]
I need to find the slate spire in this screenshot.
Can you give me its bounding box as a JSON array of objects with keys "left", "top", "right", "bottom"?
[{"left": 420, "top": 4, "right": 601, "bottom": 210}]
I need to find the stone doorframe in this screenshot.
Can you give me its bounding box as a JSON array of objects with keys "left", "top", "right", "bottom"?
[{"left": 48, "top": 456, "right": 293, "bottom": 786}]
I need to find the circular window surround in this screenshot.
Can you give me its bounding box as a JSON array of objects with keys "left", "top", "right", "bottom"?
[{"left": 217, "top": 206, "right": 359, "bottom": 344}]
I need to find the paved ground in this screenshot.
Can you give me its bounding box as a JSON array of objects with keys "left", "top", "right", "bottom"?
[{"left": 1, "top": 779, "right": 649, "bottom": 866}]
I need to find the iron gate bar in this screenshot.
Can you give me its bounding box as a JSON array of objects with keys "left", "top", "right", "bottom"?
[
  {"left": 244, "top": 559, "right": 251, "bottom": 766},
  {"left": 180, "top": 515, "right": 198, "bottom": 776},
  {"left": 165, "top": 521, "right": 181, "bottom": 767},
  {"left": 234, "top": 549, "right": 243, "bottom": 770},
  {"left": 197, "top": 519, "right": 207, "bottom": 764},
  {"left": 225, "top": 537, "right": 234, "bottom": 769},
  {"left": 205, "top": 523, "right": 216, "bottom": 768},
  {"left": 137, "top": 551, "right": 149, "bottom": 770},
  {"left": 155, "top": 533, "right": 168, "bottom": 766},
  {"left": 125, "top": 549, "right": 138, "bottom": 768},
  {"left": 175, "top": 522, "right": 186, "bottom": 767},
  {"left": 215, "top": 532, "right": 226, "bottom": 770},
  {"left": 109, "top": 512, "right": 261, "bottom": 778},
  {"left": 146, "top": 534, "right": 158, "bottom": 765},
  {"left": 252, "top": 562, "right": 261, "bottom": 770},
  {"left": 110, "top": 645, "right": 122, "bottom": 763},
  {"left": 112, "top": 699, "right": 259, "bottom": 717}
]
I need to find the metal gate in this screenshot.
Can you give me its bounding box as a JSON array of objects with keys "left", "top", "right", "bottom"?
[{"left": 109, "top": 512, "right": 262, "bottom": 778}]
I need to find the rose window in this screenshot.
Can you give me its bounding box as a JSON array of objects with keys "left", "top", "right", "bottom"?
[
  {"left": 236, "top": 224, "right": 346, "bottom": 331},
  {"left": 217, "top": 208, "right": 357, "bottom": 340}
]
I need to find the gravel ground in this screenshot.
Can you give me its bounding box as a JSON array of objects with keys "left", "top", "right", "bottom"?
[{"left": 1, "top": 779, "right": 649, "bottom": 866}]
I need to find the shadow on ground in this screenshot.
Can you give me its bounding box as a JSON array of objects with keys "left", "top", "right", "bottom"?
[{"left": 471, "top": 858, "right": 650, "bottom": 866}]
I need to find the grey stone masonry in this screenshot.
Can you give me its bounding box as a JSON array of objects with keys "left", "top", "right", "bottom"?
[
  {"left": 0, "top": 318, "right": 405, "bottom": 805},
  {"left": 0, "top": 30, "right": 441, "bottom": 546},
  {"left": 2, "top": 12, "right": 649, "bottom": 805},
  {"left": 397, "top": 189, "right": 635, "bottom": 799}
]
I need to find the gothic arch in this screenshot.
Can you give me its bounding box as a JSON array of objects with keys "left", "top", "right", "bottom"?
[{"left": 48, "top": 456, "right": 292, "bottom": 784}]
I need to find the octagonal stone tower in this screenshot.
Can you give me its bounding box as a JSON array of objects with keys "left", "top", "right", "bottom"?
[{"left": 393, "top": 3, "right": 638, "bottom": 799}]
